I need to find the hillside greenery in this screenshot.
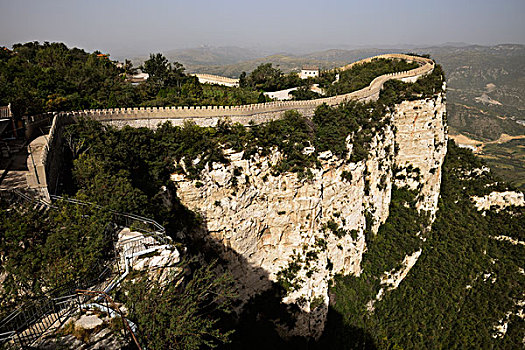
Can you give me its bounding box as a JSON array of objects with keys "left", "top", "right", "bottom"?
[
  {"left": 0, "top": 194, "right": 237, "bottom": 349},
  {"left": 427, "top": 44, "right": 525, "bottom": 190},
  {"left": 119, "top": 260, "right": 236, "bottom": 350},
  {"left": 318, "top": 142, "right": 525, "bottom": 349},
  {"left": 0, "top": 198, "right": 113, "bottom": 315},
  {"left": 239, "top": 58, "right": 420, "bottom": 96},
  {"left": 482, "top": 138, "right": 525, "bottom": 190},
  {"left": 0, "top": 42, "right": 260, "bottom": 117},
  {"left": 170, "top": 48, "right": 394, "bottom": 78},
  {"left": 65, "top": 99, "right": 385, "bottom": 188},
  {"left": 322, "top": 58, "right": 419, "bottom": 96}
]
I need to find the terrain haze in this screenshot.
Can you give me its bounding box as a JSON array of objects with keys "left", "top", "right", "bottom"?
[
  {"left": 1, "top": 0, "right": 524, "bottom": 188},
  {"left": 1, "top": 0, "right": 524, "bottom": 59}
]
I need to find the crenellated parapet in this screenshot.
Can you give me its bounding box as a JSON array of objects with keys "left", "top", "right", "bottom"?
[
  {"left": 55, "top": 54, "right": 434, "bottom": 128},
  {"left": 24, "top": 54, "right": 435, "bottom": 198}
]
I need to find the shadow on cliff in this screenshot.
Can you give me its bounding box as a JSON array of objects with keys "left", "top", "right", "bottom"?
[
  {"left": 168, "top": 195, "right": 377, "bottom": 350},
  {"left": 168, "top": 199, "right": 305, "bottom": 349},
  {"left": 315, "top": 307, "right": 378, "bottom": 350}
]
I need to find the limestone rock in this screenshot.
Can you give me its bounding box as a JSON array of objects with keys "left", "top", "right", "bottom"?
[
  {"left": 392, "top": 93, "right": 448, "bottom": 220},
  {"left": 472, "top": 191, "right": 525, "bottom": 211},
  {"left": 116, "top": 228, "right": 181, "bottom": 282},
  {"left": 75, "top": 315, "right": 103, "bottom": 330},
  {"left": 173, "top": 94, "right": 447, "bottom": 339},
  {"left": 38, "top": 323, "right": 129, "bottom": 350}
]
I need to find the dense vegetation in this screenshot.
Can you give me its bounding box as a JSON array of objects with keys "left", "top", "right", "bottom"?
[
  {"left": 239, "top": 63, "right": 304, "bottom": 92},
  {"left": 65, "top": 99, "right": 385, "bottom": 188},
  {"left": 139, "top": 53, "right": 260, "bottom": 107},
  {"left": 0, "top": 198, "right": 112, "bottom": 315},
  {"left": 319, "top": 142, "right": 525, "bottom": 349},
  {"left": 378, "top": 64, "right": 446, "bottom": 106},
  {"left": 0, "top": 194, "right": 237, "bottom": 348},
  {"left": 120, "top": 260, "right": 236, "bottom": 349},
  {"left": 322, "top": 58, "right": 419, "bottom": 96},
  {"left": 0, "top": 42, "right": 260, "bottom": 117}
]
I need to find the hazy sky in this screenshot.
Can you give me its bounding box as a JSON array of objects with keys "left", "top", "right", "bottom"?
[{"left": 1, "top": 0, "right": 524, "bottom": 57}]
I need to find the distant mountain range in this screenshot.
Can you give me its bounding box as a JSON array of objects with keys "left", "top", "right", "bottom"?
[{"left": 153, "top": 47, "right": 407, "bottom": 77}]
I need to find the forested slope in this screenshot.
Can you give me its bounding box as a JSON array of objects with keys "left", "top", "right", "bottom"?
[{"left": 319, "top": 142, "right": 525, "bottom": 349}]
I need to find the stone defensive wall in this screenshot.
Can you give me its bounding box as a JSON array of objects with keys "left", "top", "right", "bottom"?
[
  {"left": 26, "top": 113, "right": 75, "bottom": 199},
  {"left": 62, "top": 54, "right": 434, "bottom": 129},
  {"left": 192, "top": 73, "right": 240, "bottom": 87},
  {"left": 24, "top": 54, "right": 434, "bottom": 197}
]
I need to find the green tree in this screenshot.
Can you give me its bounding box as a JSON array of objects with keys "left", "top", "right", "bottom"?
[
  {"left": 0, "top": 198, "right": 112, "bottom": 313},
  {"left": 239, "top": 71, "right": 247, "bottom": 88},
  {"left": 141, "top": 53, "right": 171, "bottom": 87},
  {"left": 123, "top": 59, "right": 137, "bottom": 76},
  {"left": 124, "top": 260, "right": 236, "bottom": 349},
  {"left": 290, "top": 85, "right": 320, "bottom": 100}
]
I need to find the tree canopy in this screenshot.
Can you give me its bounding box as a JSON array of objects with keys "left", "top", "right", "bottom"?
[{"left": 0, "top": 42, "right": 261, "bottom": 117}]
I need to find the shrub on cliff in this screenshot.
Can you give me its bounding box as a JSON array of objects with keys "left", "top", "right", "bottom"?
[
  {"left": 0, "top": 199, "right": 112, "bottom": 315},
  {"left": 319, "top": 142, "right": 525, "bottom": 349},
  {"left": 379, "top": 64, "right": 445, "bottom": 106},
  {"left": 122, "top": 260, "right": 236, "bottom": 350}
]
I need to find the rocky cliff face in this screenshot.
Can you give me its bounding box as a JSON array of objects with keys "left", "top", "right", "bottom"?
[
  {"left": 393, "top": 92, "right": 448, "bottom": 219},
  {"left": 472, "top": 190, "right": 525, "bottom": 211},
  {"left": 173, "top": 92, "right": 447, "bottom": 339}
]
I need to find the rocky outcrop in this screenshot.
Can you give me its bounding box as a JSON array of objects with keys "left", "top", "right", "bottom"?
[
  {"left": 174, "top": 137, "right": 396, "bottom": 338},
  {"left": 116, "top": 228, "right": 181, "bottom": 282},
  {"left": 172, "top": 92, "right": 447, "bottom": 339},
  {"left": 472, "top": 191, "right": 525, "bottom": 211},
  {"left": 392, "top": 90, "right": 448, "bottom": 219},
  {"left": 37, "top": 313, "right": 129, "bottom": 350},
  {"left": 367, "top": 249, "right": 423, "bottom": 312}
]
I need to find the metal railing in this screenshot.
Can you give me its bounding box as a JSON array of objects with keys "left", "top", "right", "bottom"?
[
  {"left": 0, "top": 188, "right": 54, "bottom": 209},
  {"left": 0, "top": 190, "right": 172, "bottom": 349},
  {"left": 49, "top": 195, "right": 166, "bottom": 236},
  {"left": 0, "top": 263, "right": 115, "bottom": 347},
  {"left": 75, "top": 289, "right": 142, "bottom": 350}
]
